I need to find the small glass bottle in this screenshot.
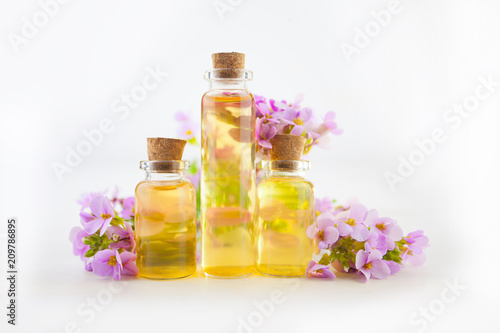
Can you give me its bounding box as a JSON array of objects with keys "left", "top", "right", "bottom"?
[
  {"left": 201, "top": 52, "right": 256, "bottom": 278},
  {"left": 257, "top": 135, "right": 315, "bottom": 277},
  {"left": 135, "top": 138, "right": 197, "bottom": 279}
]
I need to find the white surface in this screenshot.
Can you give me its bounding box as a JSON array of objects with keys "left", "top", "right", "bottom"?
[{"left": 0, "top": 0, "right": 499, "bottom": 332}]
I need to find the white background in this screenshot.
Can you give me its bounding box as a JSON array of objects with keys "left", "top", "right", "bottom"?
[{"left": 1, "top": 0, "right": 499, "bottom": 332}]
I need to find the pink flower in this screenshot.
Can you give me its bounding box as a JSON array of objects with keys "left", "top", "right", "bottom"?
[
  {"left": 105, "top": 222, "right": 136, "bottom": 253},
  {"left": 323, "top": 111, "right": 343, "bottom": 135},
  {"left": 332, "top": 199, "right": 357, "bottom": 216},
  {"left": 69, "top": 226, "right": 92, "bottom": 271},
  {"left": 174, "top": 111, "right": 190, "bottom": 122},
  {"left": 402, "top": 230, "right": 429, "bottom": 266},
  {"left": 178, "top": 122, "right": 197, "bottom": 140},
  {"left": 306, "top": 213, "right": 339, "bottom": 249},
  {"left": 256, "top": 103, "right": 283, "bottom": 124},
  {"left": 187, "top": 169, "right": 201, "bottom": 191},
  {"left": 120, "top": 197, "right": 134, "bottom": 220},
  {"left": 80, "top": 195, "right": 115, "bottom": 236},
  {"left": 335, "top": 204, "right": 370, "bottom": 241},
  {"left": 315, "top": 197, "right": 334, "bottom": 215},
  {"left": 274, "top": 94, "right": 304, "bottom": 111},
  {"left": 365, "top": 211, "right": 404, "bottom": 243},
  {"left": 355, "top": 250, "right": 390, "bottom": 280},
  {"left": 254, "top": 95, "right": 267, "bottom": 105},
  {"left": 92, "top": 249, "right": 138, "bottom": 280},
  {"left": 364, "top": 230, "right": 388, "bottom": 256},
  {"left": 282, "top": 107, "right": 312, "bottom": 136},
  {"left": 77, "top": 191, "right": 105, "bottom": 211},
  {"left": 255, "top": 117, "right": 277, "bottom": 148},
  {"left": 175, "top": 111, "right": 199, "bottom": 140},
  {"left": 306, "top": 261, "right": 336, "bottom": 279},
  {"left": 386, "top": 260, "right": 401, "bottom": 275}
]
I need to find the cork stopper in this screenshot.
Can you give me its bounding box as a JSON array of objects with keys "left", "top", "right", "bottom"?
[
  {"left": 211, "top": 52, "right": 245, "bottom": 78},
  {"left": 269, "top": 134, "right": 306, "bottom": 161},
  {"left": 147, "top": 137, "right": 186, "bottom": 161}
]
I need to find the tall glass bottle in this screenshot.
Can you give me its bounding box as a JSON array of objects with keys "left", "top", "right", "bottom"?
[
  {"left": 256, "top": 135, "right": 315, "bottom": 277},
  {"left": 201, "top": 52, "right": 256, "bottom": 278},
  {"left": 135, "top": 138, "right": 197, "bottom": 279}
]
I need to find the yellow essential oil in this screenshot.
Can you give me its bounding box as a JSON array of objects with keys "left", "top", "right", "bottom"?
[
  {"left": 135, "top": 139, "right": 197, "bottom": 280},
  {"left": 256, "top": 136, "right": 315, "bottom": 277},
  {"left": 201, "top": 54, "right": 256, "bottom": 278}
]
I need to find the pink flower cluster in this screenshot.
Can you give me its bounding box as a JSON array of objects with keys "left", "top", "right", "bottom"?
[
  {"left": 69, "top": 191, "right": 138, "bottom": 280},
  {"left": 306, "top": 198, "right": 429, "bottom": 280},
  {"left": 255, "top": 94, "right": 342, "bottom": 156}
]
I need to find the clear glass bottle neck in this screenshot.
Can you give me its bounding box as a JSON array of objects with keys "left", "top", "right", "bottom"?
[
  {"left": 265, "top": 169, "right": 306, "bottom": 178},
  {"left": 144, "top": 170, "right": 184, "bottom": 181},
  {"left": 207, "top": 79, "right": 249, "bottom": 90},
  {"left": 260, "top": 160, "right": 310, "bottom": 178},
  {"left": 204, "top": 69, "right": 252, "bottom": 91},
  {"left": 139, "top": 161, "right": 189, "bottom": 181}
]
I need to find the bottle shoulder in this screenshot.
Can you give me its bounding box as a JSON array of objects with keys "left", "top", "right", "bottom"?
[
  {"left": 202, "top": 90, "right": 254, "bottom": 101},
  {"left": 136, "top": 178, "right": 195, "bottom": 192},
  {"left": 258, "top": 176, "right": 314, "bottom": 189}
]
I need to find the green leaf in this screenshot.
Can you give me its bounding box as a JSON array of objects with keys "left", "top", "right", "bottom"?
[
  {"left": 82, "top": 237, "right": 93, "bottom": 245},
  {"left": 111, "top": 216, "right": 124, "bottom": 226},
  {"left": 383, "top": 247, "right": 403, "bottom": 264},
  {"left": 330, "top": 236, "right": 357, "bottom": 271},
  {"left": 189, "top": 161, "right": 198, "bottom": 175},
  {"left": 84, "top": 249, "right": 96, "bottom": 258},
  {"left": 318, "top": 253, "right": 331, "bottom": 265},
  {"left": 187, "top": 137, "right": 198, "bottom": 146}
]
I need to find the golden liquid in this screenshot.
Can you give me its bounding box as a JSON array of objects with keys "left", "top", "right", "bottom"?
[
  {"left": 257, "top": 174, "right": 315, "bottom": 277},
  {"left": 135, "top": 179, "right": 197, "bottom": 279},
  {"left": 201, "top": 91, "right": 256, "bottom": 277}
]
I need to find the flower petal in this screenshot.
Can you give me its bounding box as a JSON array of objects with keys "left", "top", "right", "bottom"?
[
  {"left": 321, "top": 267, "right": 336, "bottom": 279},
  {"left": 69, "top": 226, "right": 82, "bottom": 242},
  {"left": 349, "top": 203, "right": 368, "bottom": 222},
  {"left": 351, "top": 224, "right": 370, "bottom": 241},
  {"left": 123, "top": 261, "right": 139, "bottom": 276},
  {"left": 355, "top": 250, "right": 368, "bottom": 270},
  {"left": 290, "top": 125, "right": 304, "bottom": 136},
  {"left": 79, "top": 212, "right": 94, "bottom": 225},
  {"left": 102, "top": 197, "right": 114, "bottom": 216},
  {"left": 83, "top": 217, "right": 104, "bottom": 235},
  {"left": 332, "top": 128, "right": 343, "bottom": 135},
  {"left": 283, "top": 107, "right": 298, "bottom": 120},
  {"left": 364, "top": 209, "right": 379, "bottom": 227},
  {"left": 388, "top": 224, "right": 404, "bottom": 241},
  {"left": 408, "top": 253, "right": 426, "bottom": 266},
  {"left": 337, "top": 222, "right": 353, "bottom": 237},
  {"left": 89, "top": 195, "right": 105, "bottom": 216},
  {"left": 317, "top": 213, "right": 335, "bottom": 230},
  {"left": 368, "top": 250, "right": 383, "bottom": 261},
  {"left": 370, "top": 260, "right": 390, "bottom": 280},
  {"left": 323, "top": 226, "right": 339, "bottom": 244},
  {"left": 99, "top": 218, "right": 113, "bottom": 236},
  {"left": 258, "top": 140, "right": 272, "bottom": 149},
  {"left": 386, "top": 260, "right": 401, "bottom": 275},
  {"left": 292, "top": 93, "right": 304, "bottom": 107},
  {"left": 413, "top": 235, "right": 429, "bottom": 248},
  {"left": 306, "top": 224, "right": 318, "bottom": 239}
]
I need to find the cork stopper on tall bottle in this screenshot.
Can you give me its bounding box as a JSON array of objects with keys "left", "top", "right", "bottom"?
[
  {"left": 269, "top": 134, "right": 306, "bottom": 161},
  {"left": 211, "top": 52, "right": 245, "bottom": 78},
  {"left": 147, "top": 137, "right": 186, "bottom": 161}
]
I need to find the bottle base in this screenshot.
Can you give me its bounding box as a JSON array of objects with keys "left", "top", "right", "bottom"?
[
  {"left": 201, "top": 266, "right": 255, "bottom": 278},
  {"left": 256, "top": 264, "right": 306, "bottom": 278},
  {"left": 138, "top": 267, "right": 196, "bottom": 280}
]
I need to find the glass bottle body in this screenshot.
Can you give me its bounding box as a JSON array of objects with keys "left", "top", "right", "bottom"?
[
  {"left": 256, "top": 165, "right": 315, "bottom": 277},
  {"left": 201, "top": 70, "right": 256, "bottom": 278},
  {"left": 135, "top": 164, "right": 197, "bottom": 279}
]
